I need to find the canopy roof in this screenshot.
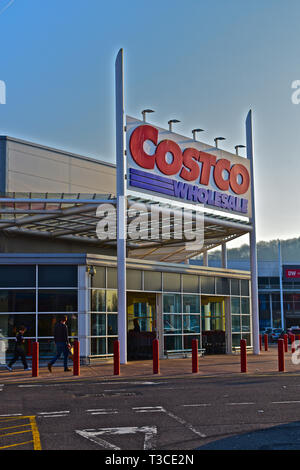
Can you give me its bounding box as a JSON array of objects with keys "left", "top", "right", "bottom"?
[{"left": 0, "top": 193, "right": 252, "bottom": 263}]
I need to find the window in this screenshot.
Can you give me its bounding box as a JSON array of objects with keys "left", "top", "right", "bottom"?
[
  {"left": 164, "top": 314, "right": 182, "bottom": 335},
  {"left": 216, "top": 277, "right": 230, "bottom": 295},
  {"left": 0, "top": 265, "right": 35, "bottom": 287},
  {"left": 182, "top": 275, "right": 199, "bottom": 293},
  {"left": 163, "top": 273, "right": 181, "bottom": 292},
  {"left": 144, "top": 271, "right": 162, "bottom": 291},
  {"left": 91, "top": 267, "right": 106, "bottom": 288},
  {"left": 231, "top": 279, "right": 240, "bottom": 296},
  {"left": 164, "top": 335, "right": 182, "bottom": 351},
  {"left": 91, "top": 290, "right": 105, "bottom": 312},
  {"left": 107, "top": 268, "right": 117, "bottom": 288},
  {"left": 183, "top": 315, "right": 200, "bottom": 333},
  {"left": 38, "top": 265, "right": 77, "bottom": 287},
  {"left": 90, "top": 289, "right": 118, "bottom": 357},
  {"left": 127, "top": 270, "right": 142, "bottom": 290},
  {"left": 0, "top": 314, "right": 36, "bottom": 337},
  {"left": 107, "top": 291, "right": 118, "bottom": 312},
  {"left": 38, "top": 290, "right": 78, "bottom": 312},
  {"left": 163, "top": 294, "right": 181, "bottom": 313},
  {"left": 183, "top": 295, "right": 200, "bottom": 313},
  {"left": 91, "top": 314, "right": 106, "bottom": 336},
  {"left": 201, "top": 276, "right": 215, "bottom": 294},
  {"left": 38, "top": 314, "right": 78, "bottom": 337},
  {"left": 241, "top": 280, "right": 249, "bottom": 296},
  {"left": 0, "top": 291, "right": 35, "bottom": 312},
  {"left": 231, "top": 297, "right": 240, "bottom": 314}
]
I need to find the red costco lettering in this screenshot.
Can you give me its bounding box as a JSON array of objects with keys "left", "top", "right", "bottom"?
[
  {"left": 129, "top": 124, "right": 158, "bottom": 169},
  {"left": 129, "top": 125, "right": 250, "bottom": 195}
]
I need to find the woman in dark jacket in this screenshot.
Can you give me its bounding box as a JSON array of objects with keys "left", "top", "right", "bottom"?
[{"left": 6, "top": 326, "right": 30, "bottom": 371}]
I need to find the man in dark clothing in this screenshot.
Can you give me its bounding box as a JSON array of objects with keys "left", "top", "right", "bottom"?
[
  {"left": 6, "top": 326, "right": 30, "bottom": 371},
  {"left": 48, "top": 315, "right": 71, "bottom": 372}
]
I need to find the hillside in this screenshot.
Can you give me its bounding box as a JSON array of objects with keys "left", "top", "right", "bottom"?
[{"left": 204, "top": 237, "right": 300, "bottom": 263}]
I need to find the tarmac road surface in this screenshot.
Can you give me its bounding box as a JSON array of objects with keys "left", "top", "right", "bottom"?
[{"left": 2, "top": 371, "right": 300, "bottom": 450}]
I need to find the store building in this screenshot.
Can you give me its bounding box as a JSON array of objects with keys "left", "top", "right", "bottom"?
[
  {"left": 191, "top": 258, "right": 300, "bottom": 331},
  {"left": 0, "top": 111, "right": 257, "bottom": 364}
]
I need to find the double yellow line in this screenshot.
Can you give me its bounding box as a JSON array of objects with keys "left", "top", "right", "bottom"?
[{"left": 0, "top": 416, "right": 41, "bottom": 450}]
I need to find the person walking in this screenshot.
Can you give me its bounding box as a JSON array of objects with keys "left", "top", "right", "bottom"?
[
  {"left": 5, "top": 326, "right": 31, "bottom": 371},
  {"left": 48, "top": 315, "right": 71, "bottom": 372}
]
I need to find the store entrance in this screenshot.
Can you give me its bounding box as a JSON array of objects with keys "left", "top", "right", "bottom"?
[
  {"left": 127, "top": 292, "right": 157, "bottom": 360},
  {"left": 201, "top": 296, "right": 226, "bottom": 354}
]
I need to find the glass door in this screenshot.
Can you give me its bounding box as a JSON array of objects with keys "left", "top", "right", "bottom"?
[
  {"left": 127, "top": 293, "right": 156, "bottom": 360},
  {"left": 201, "top": 296, "right": 226, "bottom": 354}
]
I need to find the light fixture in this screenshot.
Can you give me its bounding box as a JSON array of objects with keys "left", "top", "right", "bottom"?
[
  {"left": 214, "top": 137, "right": 226, "bottom": 148},
  {"left": 141, "top": 109, "right": 155, "bottom": 122},
  {"left": 192, "top": 128, "right": 204, "bottom": 140},
  {"left": 234, "top": 144, "right": 246, "bottom": 156},
  {"left": 168, "top": 119, "right": 180, "bottom": 132},
  {"left": 87, "top": 265, "right": 97, "bottom": 276}
]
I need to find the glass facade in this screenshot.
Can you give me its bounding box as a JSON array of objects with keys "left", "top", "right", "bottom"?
[
  {"left": 0, "top": 262, "right": 252, "bottom": 362},
  {"left": 0, "top": 265, "right": 78, "bottom": 362},
  {"left": 257, "top": 275, "right": 300, "bottom": 329},
  {"left": 231, "top": 296, "right": 251, "bottom": 347}
]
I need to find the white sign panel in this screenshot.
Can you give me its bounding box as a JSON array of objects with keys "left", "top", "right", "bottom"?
[{"left": 126, "top": 116, "right": 252, "bottom": 218}]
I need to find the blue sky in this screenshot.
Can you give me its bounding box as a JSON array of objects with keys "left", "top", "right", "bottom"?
[{"left": 0, "top": 0, "right": 300, "bottom": 245}]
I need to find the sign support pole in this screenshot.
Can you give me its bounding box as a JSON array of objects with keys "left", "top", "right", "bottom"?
[
  {"left": 278, "top": 240, "right": 284, "bottom": 329},
  {"left": 115, "top": 49, "right": 127, "bottom": 364},
  {"left": 246, "top": 110, "right": 260, "bottom": 355}
]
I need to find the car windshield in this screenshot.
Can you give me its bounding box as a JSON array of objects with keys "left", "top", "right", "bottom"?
[{"left": 273, "top": 329, "right": 282, "bottom": 333}]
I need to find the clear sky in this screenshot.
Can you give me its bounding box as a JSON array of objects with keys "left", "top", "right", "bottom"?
[{"left": 0, "top": 0, "right": 299, "bottom": 246}]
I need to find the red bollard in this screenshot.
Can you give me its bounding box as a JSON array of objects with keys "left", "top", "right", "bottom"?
[
  {"left": 291, "top": 334, "right": 296, "bottom": 354},
  {"left": 240, "top": 339, "right": 247, "bottom": 373},
  {"left": 153, "top": 339, "right": 159, "bottom": 374},
  {"left": 284, "top": 334, "right": 288, "bottom": 353},
  {"left": 264, "top": 334, "right": 268, "bottom": 351},
  {"left": 259, "top": 334, "right": 262, "bottom": 351},
  {"left": 113, "top": 340, "right": 120, "bottom": 376},
  {"left": 73, "top": 340, "right": 80, "bottom": 376},
  {"left": 192, "top": 339, "right": 199, "bottom": 373},
  {"left": 32, "top": 342, "right": 39, "bottom": 377},
  {"left": 278, "top": 338, "right": 285, "bottom": 372}
]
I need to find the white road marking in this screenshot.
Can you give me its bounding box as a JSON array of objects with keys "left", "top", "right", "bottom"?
[
  {"left": 0, "top": 413, "right": 22, "bottom": 417},
  {"left": 18, "top": 384, "right": 43, "bottom": 388},
  {"left": 164, "top": 408, "right": 206, "bottom": 438},
  {"left": 272, "top": 401, "right": 300, "bottom": 404},
  {"left": 86, "top": 409, "right": 118, "bottom": 415},
  {"left": 76, "top": 426, "right": 157, "bottom": 450},
  {"left": 93, "top": 381, "right": 159, "bottom": 386},
  {"left": 38, "top": 411, "right": 70, "bottom": 418},
  {"left": 226, "top": 402, "right": 255, "bottom": 406},
  {"left": 132, "top": 406, "right": 206, "bottom": 438},
  {"left": 183, "top": 404, "right": 211, "bottom": 407},
  {"left": 133, "top": 406, "right": 164, "bottom": 413}
]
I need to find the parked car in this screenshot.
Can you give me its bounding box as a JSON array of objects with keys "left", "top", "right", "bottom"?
[
  {"left": 270, "top": 328, "right": 284, "bottom": 343},
  {"left": 279, "top": 327, "right": 300, "bottom": 343},
  {"left": 260, "top": 328, "right": 273, "bottom": 338}
]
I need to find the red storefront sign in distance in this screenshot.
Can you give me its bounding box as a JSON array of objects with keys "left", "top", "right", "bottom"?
[
  {"left": 129, "top": 124, "right": 250, "bottom": 196},
  {"left": 285, "top": 268, "right": 300, "bottom": 279}
]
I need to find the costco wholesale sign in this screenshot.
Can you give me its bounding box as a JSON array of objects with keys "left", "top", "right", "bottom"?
[{"left": 126, "top": 116, "right": 252, "bottom": 217}]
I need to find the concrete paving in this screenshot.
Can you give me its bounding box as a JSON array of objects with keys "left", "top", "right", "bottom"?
[{"left": 1, "top": 344, "right": 300, "bottom": 384}]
